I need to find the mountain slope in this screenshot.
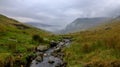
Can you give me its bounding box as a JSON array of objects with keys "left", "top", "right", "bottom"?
[
  {"left": 62, "top": 18, "right": 110, "bottom": 33},
  {"left": 0, "top": 14, "right": 58, "bottom": 67},
  {"left": 63, "top": 17, "right": 120, "bottom": 67}
]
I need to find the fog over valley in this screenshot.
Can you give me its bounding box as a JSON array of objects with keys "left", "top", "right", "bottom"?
[{"left": 0, "top": 0, "right": 120, "bottom": 32}]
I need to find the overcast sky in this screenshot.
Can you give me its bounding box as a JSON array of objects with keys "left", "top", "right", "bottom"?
[{"left": 0, "top": 0, "right": 120, "bottom": 31}]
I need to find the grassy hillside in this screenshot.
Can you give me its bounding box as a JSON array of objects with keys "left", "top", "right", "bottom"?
[
  {"left": 63, "top": 18, "right": 120, "bottom": 67},
  {"left": 0, "top": 14, "right": 60, "bottom": 67}
]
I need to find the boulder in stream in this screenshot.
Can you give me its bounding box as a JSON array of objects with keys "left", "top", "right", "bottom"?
[
  {"left": 48, "top": 60, "right": 55, "bottom": 64},
  {"left": 37, "top": 45, "right": 48, "bottom": 52},
  {"left": 54, "top": 47, "right": 61, "bottom": 53},
  {"left": 35, "top": 56, "right": 43, "bottom": 62},
  {"left": 43, "top": 53, "right": 48, "bottom": 57},
  {"left": 48, "top": 56, "right": 55, "bottom": 64},
  {"left": 55, "top": 63, "right": 62, "bottom": 67},
  {"left": 50, "top": 40, "right": 58, "bottom": 47}
]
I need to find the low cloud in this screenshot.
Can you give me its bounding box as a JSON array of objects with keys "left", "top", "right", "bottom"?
[{"left": 0, "top": 0, "right": 120, "bottom": 31}]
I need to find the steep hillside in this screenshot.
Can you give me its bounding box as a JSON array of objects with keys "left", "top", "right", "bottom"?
[
  {"left": 63, "top": 17, "right": 120, "bottom": 67},
  {"left": 61, "top": 18, "right": 110, "bottom": 33},
  {"left": 0, "top": 14, "right": 59, "bottom": 67}
]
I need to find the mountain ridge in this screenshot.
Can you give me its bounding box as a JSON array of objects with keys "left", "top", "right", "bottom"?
[{"left": 59, "top": 17, "right": 111, "bottom": 34}]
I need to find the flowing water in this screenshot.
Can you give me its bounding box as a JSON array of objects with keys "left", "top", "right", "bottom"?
[{"left": 30, "top": 39, "right": 71, "bottom": 67}]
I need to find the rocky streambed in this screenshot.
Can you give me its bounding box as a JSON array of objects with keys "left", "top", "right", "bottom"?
[{"left": 30, "top": 39, "right": 71, "bottom": 67}]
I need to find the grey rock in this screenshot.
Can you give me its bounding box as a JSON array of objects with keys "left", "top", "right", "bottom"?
[
  {"left": 35, "top": 56, "right": 43, "bottom": 62},
  {"left": 37, "top": 45, "right": 48, "bottom": 52}
]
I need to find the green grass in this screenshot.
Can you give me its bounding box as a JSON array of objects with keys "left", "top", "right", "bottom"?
[
  {"left": 0, "top": 14, "right": 60, "bottom": 67},
  {"left": 63, "top": 19, "right": 120, "bottom": 67}
]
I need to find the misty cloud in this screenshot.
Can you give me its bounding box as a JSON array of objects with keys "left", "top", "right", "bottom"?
[{"left": 0, "top": 0, "right": 120, "bottom": 31}]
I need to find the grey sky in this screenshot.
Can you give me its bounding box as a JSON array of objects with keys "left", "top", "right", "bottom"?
[{"left": 0, "top": 0, "right": 120, "bottom": 31}]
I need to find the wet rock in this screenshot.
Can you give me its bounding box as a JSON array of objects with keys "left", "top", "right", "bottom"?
[
  {"left": 48, "top": 60, "right": 55, "bottom": 64},
  {"left": 36, "top": 62, "right": 38, "bottom": 64},
  {"left": 35, "top": 56, "right": 43, "bottom": 62},
  {"left": 50, "top": 40, "right": 58, "bottom": 47},
  {"left": 48, "top": 56, "right": 55, "bottom": 64},
  {"left": 51, "top": 48, "right": 64, "bottom": 59},
  {"left": 55, "top": 63, "right": 62, "bottom": 67},
  {"left": 54, "top": 47, "right": 61, "bottom": 53},
  {"left": 58, "top": 42, "right": 65, "bottom": 47},
  {"left": 51, "top": 52, "right": 58, "bottom": 57},
  {"left": 36, "top": 52, "right": 43, "bottom": 56},
  {"left": 51, "top": 52, "right": 64, "bottom": 59},
  {"left": 37, "top": 45, "right": 48, "bottom": 52},
  {"left": 43, "top": 53, "right": 48, "bottom": 57}
]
